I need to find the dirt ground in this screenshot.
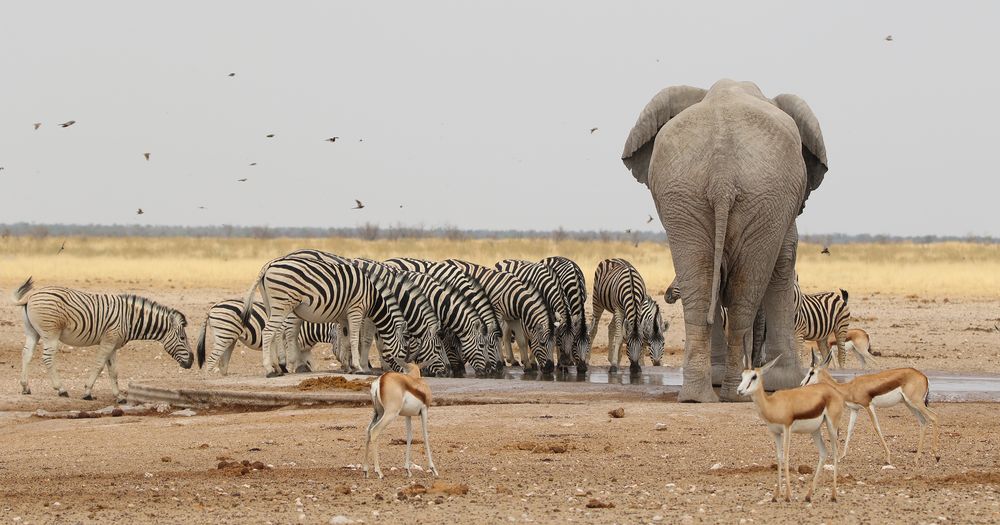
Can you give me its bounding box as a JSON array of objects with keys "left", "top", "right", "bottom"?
[{"left": 1, "top": 285, "right": 999, "bottom": 523}]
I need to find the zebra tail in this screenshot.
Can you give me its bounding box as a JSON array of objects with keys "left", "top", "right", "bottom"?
[
  {"left": 11, "top": 276, "right": 34, "bottom": 305},
  {"left": 840, "top": 288, "right": 849, "bottom": 303},
  {"left": 196, "top": 314, "right": 209, "bottom": 369},
  {"left": 707, "top": 200, "right": 731, "bottom": 326},
  {"left": 239, "top": 276, "right": 262, "bottom": 326}
]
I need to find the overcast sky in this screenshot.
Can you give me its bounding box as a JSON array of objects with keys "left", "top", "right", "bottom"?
[{"left": 1, "top": 2, "right": 996, "bottom": 236}]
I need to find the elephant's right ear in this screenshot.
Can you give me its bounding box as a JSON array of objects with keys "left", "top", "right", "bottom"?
[
  {"left": 772, "top": 94, "right": 829, "bottom": 212},
  {"left": 621, "top": 85, "right": 707, "bottom": 186}
]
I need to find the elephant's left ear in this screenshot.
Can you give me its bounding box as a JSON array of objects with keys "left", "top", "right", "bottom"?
[
  {"left": 772, "top": 94, "right": 829, "bottom": 211},
  {"left": 622, "top": 85, "right": 708, "bottom": 186}
]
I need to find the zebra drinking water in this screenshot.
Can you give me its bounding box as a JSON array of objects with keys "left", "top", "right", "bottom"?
[
  {"left": 541, "top": 256, "right": 590, "bottom": 373},
  {"left": 495, "top": 259, "right": 573, "bottom": 371},
  {"left": 589, "top": 258, "right": 647, "bottom": 374},
  {"left": 13, "top": 277, "right": 192, "bottom": 402}
]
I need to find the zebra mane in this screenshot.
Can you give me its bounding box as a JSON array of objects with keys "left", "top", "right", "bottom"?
[{"left": 118, "top": 294, "right": 187, "bottom": 326}]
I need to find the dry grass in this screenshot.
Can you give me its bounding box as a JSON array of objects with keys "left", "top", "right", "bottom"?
[{"left": 0, "top": 236, "right": 997, "bottom": 298}]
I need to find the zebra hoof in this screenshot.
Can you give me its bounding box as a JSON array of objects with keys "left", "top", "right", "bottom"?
[
  {"left": 21, "top": 388, "right": 31, "bottom": 395},
  {"left": 294, "top": 364, "right": 311, "bottom": 374},
  {"left": 265, "top": 371, "right": 283, "bottom": 378},
  {"left": 629, "top": 363, "right": 642, "bottom": 375},
  {"left": 279, "top": 364, "right": 289, "bottom": 374},
  {"left": 576, "top": 364, "right": 588, "bottom": 375},
  {"left": 116, "top": 398, "right": 127, "bottom": 405},
  {"left": 58, "top": 390, "right": 69, "bottom": 398},
  {"left": 81, "top": 394, "right": 94, "bottom": 401},
  {"left": 608, "top": 366, "right": 619, "bottom": 374}
]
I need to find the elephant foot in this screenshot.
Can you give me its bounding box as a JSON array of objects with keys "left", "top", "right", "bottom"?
[
  {"left": 719, "top": 382, "right": 748, "bottom": 402},
  {"left": 294, "top": 364, "right": 311, "bottom": 374},
  {"left": 679, "top": 383, "right": 719, "bottom": 403},
  {"left": 265, "top": 371, "right": 283, "bottom": 378},
  {"left": 82, "top": 394, "right": 94, "bottom": 401},
  {"left": 608, "top": 365, "right": 619, "bottom": 374},
  {"left": 57, "top": 390, "right": 69, "bottom": 398}
]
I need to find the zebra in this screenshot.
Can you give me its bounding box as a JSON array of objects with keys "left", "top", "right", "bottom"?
[
  {"left": 195, "top": 299, "right": 341, "bottom": 376},
  {"left": 795, "top": 280, "right": 851, "bottom": 368},
  {"left": 350, "top": 259, "right": 450, "bottom": 376},
  {"left": 540, "top": 256, "right": 590, "bottom": 373},
  {"left": 12, "top": 277, "right": 192, "bottom": 402},
  {"left": 384, "top": 257, "right": 434, "bottom": 273},
  {"left": 664, "top": 277, "right": 681, "bottom": 305},
  {"left": 589, "top": 258, "right": 647, "bottom": 374},
  {"left": 240, "top": 256, "right": 446, "bottom": 378},
  {"left": 399, "top": 270, "right": 490, "bottom": 377},
  {"left": 424, "top": 261, "right": 504, "bottom": 375},
  {"left": 444, "top": 259, "right": 555, "bottom": 373},
  {"left": 640, "top": 295, "right": 668, "bottom": 366},
  {"left": 495, "top": 259, "right": 573, "bottom": 372}
]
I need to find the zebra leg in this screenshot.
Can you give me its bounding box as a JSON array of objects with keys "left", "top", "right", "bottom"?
[
  {"left": 346, "top": 310, "right": 365, "bottom": 373},
  {"left": 360, "top": 318, "right": 376, "bottom": 373},
  {"left": 83, "top": 340, "right": 117, "bottom": 400},
  {"left": 261, "top": 311, "right": 290, "bottom": 377},
  {"left": 500, "top": 322, "right": 518, "bottom": 367},
  {"left": 107, "top": 349, "right": 126, "bottom": 404},
  {"left": 218, "top": 343, "right": 236, "bottom": 376},
  {"left": 817, "top": 338, "right": 834, "bottom": 369},
  {"left": 608, "top": 311, "right": 625, "bottom": 374},
  {"left": 512, "top": 321, "right": 532, "bottom": 370},
  {"left": 281, "top": 317, "right": 308, "bottom": 373},
  {"left": 587, "top": 304, "right": 604, "bottom": 351},
  {"left": 20, "top": 326, "right": 39, "bottom": 395},
  {"left": 40, "top": 338, "right": 68, "bottom": 397}
]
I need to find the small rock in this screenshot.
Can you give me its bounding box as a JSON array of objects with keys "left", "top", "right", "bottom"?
[
  {"left": 654, "top": 423, "right": 668, "bottom": 431},
  {"left": 608, "top": 408, "right": 625, "bottom": 418},
  {"left": 161, "top": 457, "right": 172, "bottom": 463},
  {"left": 171, "top": 408, "right": 197, "bottom": 417},
  {"left": 434, "top": 496, "right": 445, "bottom": 504},
  {"left": 824, "top": 464, "right": 836, "bottom": 471},
  {"left": 154, "top": 403, "right": 171, "bottom": 414},
  {"left": 329, "top": 517, "right": 354, "bottom": 525},
  {"left": 585, "top": 498, "right": 614, "bottom": 509},
  {"left": 144, "top": 472, "right": 153, "bottom": 478},
  {"left": 798, "top": 465, "right": 813, "bottom": 474},
  {"left": 710, "top": 463, "right": 723, "bottom": 470},
  {"left": 374, "top": 494, "right": 384, "bottom": 501},
  {"left": 334, "top": 485, "right": 351, "bottom": 495},
  {"left": 882, "top": 464, "right": 896, "bottom": 470},
  {"left": 111, "top": 407, "right": 125, "bottom": 417}
]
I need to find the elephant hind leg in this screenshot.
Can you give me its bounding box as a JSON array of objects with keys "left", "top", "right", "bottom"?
[{"left": 679, "top": 321, "right": 718, "bottom": 403}]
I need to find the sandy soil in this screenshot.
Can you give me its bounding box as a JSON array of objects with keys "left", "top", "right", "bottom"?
[{"left": 1, "top": 285, "right": 999, "bottom": 523}]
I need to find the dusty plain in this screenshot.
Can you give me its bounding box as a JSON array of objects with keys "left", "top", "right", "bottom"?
[{"left": 0, "top": 238, "right": 999, "bottom": 524}]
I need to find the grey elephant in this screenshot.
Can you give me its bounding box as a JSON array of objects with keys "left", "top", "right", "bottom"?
[{"left": 622, "top": 79, "right": 828, "bottom": 402}]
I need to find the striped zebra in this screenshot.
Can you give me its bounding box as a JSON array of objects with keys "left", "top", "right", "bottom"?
[
  {"left": 350, "top": 259, "right": 449, "bottom": 376},
  {"left": 196, "top": 299, "right": 341, "bottom": 376},
  {"left": 640, "top": 295, "right": 668, "bottom": 366},
  {"left": 795, "top": 281, "right": 852, "bottom": 368},
  {"left": 589, "top": 258, "right": 647, "bottom": 374},
  {"left": 540, "top": 256, "right": 590, "bottom": 373},
  {"left": 399, "top": 270, "right": 490, "bottom": 377},
  {"left": 12, "top": 277, "right": 192, "bottom": 402},
  {"left": 444, "top": 259, "right": 555, "bottom": 373},
  {"left": 424, "top": 261, "right": 504, "bottom": 374},
  {"left": 495, "top": 259, "right": 572, "bottom": 371},
  {"left": 384, "top": 257, "right": 434, "bottom": 273},
  {"left": 241, "top": 256, "right": 445, "bottom": 377},
  {"left": 664, "top": 277, "right": 681, "bottom": 304}
]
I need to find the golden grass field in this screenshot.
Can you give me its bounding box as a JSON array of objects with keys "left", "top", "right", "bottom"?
[{"left": 0, "top": 236, "right": 997, "bottom": 298}]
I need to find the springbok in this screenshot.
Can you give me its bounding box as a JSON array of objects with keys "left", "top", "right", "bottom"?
[
  {"left": 738, "top": 354, "right": 843, "bottom": 503},
  {"left": 801, "top": 350, "right": 939, "bottom": 466},
  {"left": 363, "top": 362, "right": 439, "bottom": 479}
]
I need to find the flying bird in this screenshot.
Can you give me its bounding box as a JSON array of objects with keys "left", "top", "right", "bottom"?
[
  {"left": 646, "top": 215, "right": 654, "bottom": 224},
  {"left": 821, "top": 246, "right": 830, "bottom": 255},
  {"left": 198, "top": 206, "right": 207, "bottom": 210},
  {"left": 352, "top": 199, "right": 365, "bottom": 210},
  {"left": 59, "top": 120, "right": 76, "bottom": 128},
  {"left": 237, "top": 178, "right": 248, "bottom": 182},
  {"left": 143, "top": 152, "right": 150, "bottom": 161},
  {"left": 885, "top": 35, "right": 893, "bottom": 41},
  {"left": 265, "top": 134, "right": 275, "bottom": 138},
  {"left": 249, "top": 162, "right": 257, "bottom": 166},
  {"left": 625, "top": 229, "right": 632, "bottom": 234},
  {"left": 228, "top": 72, "right": 236, "bottom": 77},
  {"left": 590, "top": 127, "right": 599, "bottom": 134},
  {"left": 324, "top": 137, "right": 339, "bottom": 143},
  {"left": 33, "top": 123, "right": 41, "bottom": 130},
  {"left": 57, "top": 241, "right": 66, "bottom": 255},
  {"left": 136, "top": 208, "right": 144, "bottom": 215}
]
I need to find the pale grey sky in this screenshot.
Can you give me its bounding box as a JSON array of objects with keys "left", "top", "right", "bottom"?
[{"left": 1, "top": 1, "right": 997, "bottom": 236}]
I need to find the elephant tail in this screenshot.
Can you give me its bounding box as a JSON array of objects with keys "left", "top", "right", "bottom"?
[{"left": 706, "top": 201, "right": 730, "bottom": 326}]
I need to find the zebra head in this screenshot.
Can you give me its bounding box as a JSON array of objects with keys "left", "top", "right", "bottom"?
[
  {"left": 162, "top": 311, "right": 194, "bottom": 369},
  {"left": 626, "top": 327, "right": 643, "bottom": 375},
  {"left": 528, "top": 325, "right": 553, "bottom": 374},
  {"left": 556, "top": 322, "right": 575, "bottom": 369},
  {"left": 408, "top": 330, "right": 449, "bottom": 378},
  {"left": 573, "top": 324, "right": 591, "bottom": 373}
]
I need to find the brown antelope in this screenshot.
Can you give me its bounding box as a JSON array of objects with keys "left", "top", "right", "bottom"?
[
  {"left": 801, "top": 350, "right": 939, "bottom": 466},
  {"left": 828, "top": 328, "right": 875, "bottom": 367},
  {"left": 363, "top": 362, "right": 439, "bottom": 479},
  {"left": 738, "top": 354, "right": 843, "bottom": 503}
]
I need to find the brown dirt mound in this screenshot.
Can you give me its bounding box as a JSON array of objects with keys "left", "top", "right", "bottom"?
[
  {"left": 397, "top": 482, "right": 468, "bottom": 498},
  {"left": 510, "top": 441, "right": 574, "bottom": 454},
  {"left": 297, "top": 376, "right": 373, "bottom": 391},
  {"left": 608, "top": 408, "right": 625, "bottom": 418},
  {"left": 710, "top": 464, "right": 776, "bottom": 475}
]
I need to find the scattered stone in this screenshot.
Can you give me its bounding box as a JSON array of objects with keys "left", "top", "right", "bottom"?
[
  {"left": 373, "top": 494, "right": 384, "bottom": 501},
  {"left": 428, "top": 481, "right": 469, "bottom": 496},
  {"left": 389, "top": 438, "right": 423, "bottom": 446},
  {"left": 654, "top": 423, "right": 668, "bottom": 431},
  {"left": 399, "top": 484, "right": 427, "bottom": 497},
  {"left": 111, "top": 407, "right": 125, "bottom": 417},
  {"left": 334, "top": 485, "right": 351, "bottom": 495},
  {"left": 329, "top": 517, "right": 354, "bottom": 525},
  {"left": 171, "top": 408, "right": 197, "bottom": 417},
  {"left": 198, "top": 443, "right": 210, "bottom": 449},
  {"left": 798, "top": 465, "right": 813, "bottom": 474},
  {"left": 882, "top": 464, "right": 896, "bottom": 470},
  {"left": 434, "top": 496, "right": 445, "bottom": 504},
  {"left": 608, "top": 408, "right": 625, "bottom": 418},
  {"left": 161, "top": 457, "right": 172, "bottom": 463},
  {"left": 710, "top": 463, "right": 723, "bottom": 470},
  {"left": 585, "top": 498, "right": 614, "bottom": 509},
  {"left": 298, "top": 376, "right": 372, "bottom": 391},
  {"left": 154, "top": 403, "right": 171, "bottom": 414}
]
